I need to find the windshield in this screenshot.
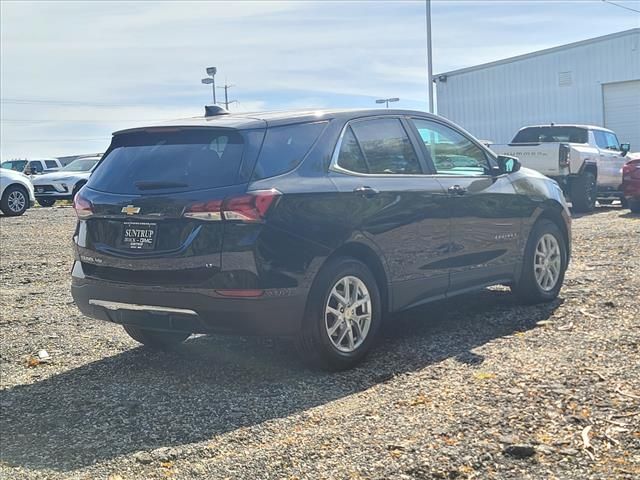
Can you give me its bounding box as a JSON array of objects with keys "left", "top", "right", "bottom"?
[
  {"left": 1, "top": 160, "right": 27, "bottom": 171},
  {"left": 61, "top": 158, "right": 99, "bottom": 172},
  {"left": 87, "top": 128, "right": 246, "bottom": 194},
  {"left": 512, "top": 126, "right": 588, "bottom": 144}
]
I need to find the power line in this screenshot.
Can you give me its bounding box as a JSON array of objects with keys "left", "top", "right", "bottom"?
[
  {"left": 602, "top": 0, "right": 640, "bottom": 14},
  {"left": 0, "top": 138, "right": 107, "bottom": 143},
  {"left": 0, "top": 97, "right": 176, "bottom": 107},
  {"left": 1, "top": 118, "right": 169, "bottom": 123}
]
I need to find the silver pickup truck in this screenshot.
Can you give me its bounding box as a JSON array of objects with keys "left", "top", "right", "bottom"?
[{"left": 491, "top": 124, "right": 632, "bottom": 212}]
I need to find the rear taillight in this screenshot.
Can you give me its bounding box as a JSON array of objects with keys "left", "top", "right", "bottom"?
[
  {"left": 559, "top": 144, "right": 571, "bottom": 169},
  {"left": 184, "top": 189, "right": 281, "bottom": 222},
  {"left": 183, "top": 199, "right": 224, "bottom": 221},
  {"left": 73, "top": 191, "right": 93, "bottom": 219},
  {"left": 622, "top": 162, "right": 640, "bottom": 180},
  {"left": 215, "top": 289, "right": 264, "bottom": 298}
]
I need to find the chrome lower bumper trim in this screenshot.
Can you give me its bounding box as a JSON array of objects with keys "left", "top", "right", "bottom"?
[{"left": 89, "top": 299, "right": 197, "bottom": 316}]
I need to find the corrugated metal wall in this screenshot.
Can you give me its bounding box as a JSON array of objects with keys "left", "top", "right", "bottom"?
[{"left": 436, "top": 29, "right": 640, "bottom": 144}]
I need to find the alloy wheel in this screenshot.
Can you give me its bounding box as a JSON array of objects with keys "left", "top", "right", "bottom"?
[
  {"left": 325, "top": 275, "right": 372, "bottom": 353},
  {"left": 7, "top": 190, "right": 26, "bottom": 213},
  {"left": 534, "top": 233, "right": 561, "bottom": 291}
]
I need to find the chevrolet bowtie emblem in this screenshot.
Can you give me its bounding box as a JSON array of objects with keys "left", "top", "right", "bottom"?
[{"left": 121, "top": 205, "right": 141, "bottom": 215}]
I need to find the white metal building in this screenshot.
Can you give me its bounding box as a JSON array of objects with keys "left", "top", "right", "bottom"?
[{"left": 435, "top": 29, "right": 640, "bottom": 148}]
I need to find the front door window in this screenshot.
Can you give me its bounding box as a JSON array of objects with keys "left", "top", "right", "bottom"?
[{"left": 410, "top": 119, "right": 490, "bottom": 176}]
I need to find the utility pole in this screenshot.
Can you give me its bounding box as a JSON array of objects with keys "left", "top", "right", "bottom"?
[
  {"left": 217, "top": 82, "right": 237, "bottom": 110},
  {"left": 425, "top": 0, "right": 434, "bottom": 113}
]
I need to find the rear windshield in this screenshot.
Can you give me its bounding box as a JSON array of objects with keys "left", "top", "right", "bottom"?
[
  {"left": 88, "top": 128, "right": 245, "bottom": 194},
  {"left": 512, "top": 126, "right": 588, "bottom": 144}
]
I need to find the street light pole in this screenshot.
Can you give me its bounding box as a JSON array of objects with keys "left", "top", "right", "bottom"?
[
  {"left": 426, "top": 0, "right": 434, "bottom": 113},
  {"left": 375, "top": 97, "right": 399, "bottom": 108},
  {"left": 202, "top": 66, "right": 218, "bottom": 104}
]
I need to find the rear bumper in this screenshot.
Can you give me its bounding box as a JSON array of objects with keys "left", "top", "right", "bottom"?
[
  {"left": 71, "top": 261, "right": 307, "bottom": 336},
  {"left": 623, "top": 180, "right": 640, "bottom": 200},
  {"left": 36, "top": 193, "right": 73, "bottom": 201}
]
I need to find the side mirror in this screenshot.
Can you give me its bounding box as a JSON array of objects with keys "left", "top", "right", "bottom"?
[
  {"left": 495, "top": 155, "right": 521, "bottom": 174},
  {"left": 620, "top": 143, "right": 630, "bottom": 157}
]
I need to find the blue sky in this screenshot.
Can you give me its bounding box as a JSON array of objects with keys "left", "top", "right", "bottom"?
[{"left": 1, "top": 0, "right": 639, "bottom": 159}]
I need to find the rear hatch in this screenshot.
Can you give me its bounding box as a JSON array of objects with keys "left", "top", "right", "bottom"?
[{"left": 75, "top": 126, "right": 265, "bottom": 286}]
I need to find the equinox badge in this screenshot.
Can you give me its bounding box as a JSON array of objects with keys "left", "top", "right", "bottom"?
[{"left": 121, "top": 205, "right": 141, "bottom": 215}]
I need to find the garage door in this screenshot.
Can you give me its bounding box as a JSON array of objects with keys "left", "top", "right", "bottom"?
[{"left": 603, "top": 80, "right": 640, "bottom": 151}]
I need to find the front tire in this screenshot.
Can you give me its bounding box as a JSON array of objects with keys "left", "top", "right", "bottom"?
[
  {"left": 512, "top": 219, "right": 567, "bottom": 304},
  {"left": 1, "top": 185, "right": 29, "bottom": 216},
  {"left": 122, "top": 325, "right": 190, "bottom": 350},
  {"left": 570, "top": 171, "right": 596, "bottom": 213},
  {"left": 295, "top": 257, "right": 381, "bottom": 371},
  {"left": 37, "top": 198, "right": 56, "bottom": 207}
]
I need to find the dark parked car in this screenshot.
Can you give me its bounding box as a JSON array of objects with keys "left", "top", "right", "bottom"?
[
  {"left": 622, "top": 157, "right": 640, "bottom": 213},
  {"left": 71, "top": 108, "right": 571, "bottom": 370}
]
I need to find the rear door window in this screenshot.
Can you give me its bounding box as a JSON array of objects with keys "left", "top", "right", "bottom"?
[
  {"left": 252, "top": 122, "right": 326, "bottom": 180},
  {"left": 348, "top": 118, "right": 421, "bottom": 174},
  {"left": 45, "top": 160, "right": 58, "bottom": 169},
  {"left": 87, "top": 128, "right": 246, "bottom": 194},
  {"left": 512, "top": 127, "right": 588, "bottom": 144},
  {"left": 29, "top": 161, "right": 43, "bottom": 173}
]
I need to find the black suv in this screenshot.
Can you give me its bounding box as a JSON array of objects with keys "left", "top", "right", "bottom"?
[{"left": 72, "top": 108, "right": 571, "bottom": 370}]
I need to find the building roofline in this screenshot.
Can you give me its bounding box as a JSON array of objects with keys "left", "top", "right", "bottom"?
[{"left": 436, "top": 28, "right": 640, "bottom": 78}]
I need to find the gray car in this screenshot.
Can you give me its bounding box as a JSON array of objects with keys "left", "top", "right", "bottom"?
[{"left": 32, "top": 157, "right": 100, "bottom": 207}]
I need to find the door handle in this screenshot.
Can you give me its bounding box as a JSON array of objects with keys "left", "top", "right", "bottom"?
[
  {"left": 354, "top": 186, "right": 379, "bottom": 197},
  {"left": 447, "top": 185, "right": 467, "bottom": 196}
]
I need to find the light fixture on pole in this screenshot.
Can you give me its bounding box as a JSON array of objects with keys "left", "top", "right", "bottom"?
[
  {"left": 202, "top": 66, "right": 217, "bottom": 104},
  {"left": 375, "top": 97, "right": 399, "bottom": 108}
]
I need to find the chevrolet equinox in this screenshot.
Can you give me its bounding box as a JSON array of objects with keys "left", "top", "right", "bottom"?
[{"left": 71, "top": 108, "right": 571, "bottom": 370}]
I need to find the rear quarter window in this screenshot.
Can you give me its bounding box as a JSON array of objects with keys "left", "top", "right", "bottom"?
[{"left": 252, "top": 122, "right": 326, "bottom": 180}]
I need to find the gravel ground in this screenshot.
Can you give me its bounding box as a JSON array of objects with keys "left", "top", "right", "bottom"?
[{"left": 0, "top": 206, "right": 638, "bottom": 480}]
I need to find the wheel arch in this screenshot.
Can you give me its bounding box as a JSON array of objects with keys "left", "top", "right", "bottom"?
[
  {"left": 3, "top": 182, "right": 29, "bottom": 197},
  {"left": 579, "top": 161, "right": 597, "bottom": 179},
  {"left": 532, "top": 206, "right": 571, "bottom": 265},
  {"left": 322, "top": 241, "right": 392, "bottom": 314}
]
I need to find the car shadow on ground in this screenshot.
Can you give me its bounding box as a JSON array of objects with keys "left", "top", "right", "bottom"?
[
  {"left": 0, "top": 288, "right": 561, "bottom": 472},
  {"left": 619, "top": 211, "right": 639, "bottom": 218},
  {"left": 570, "top": 204, "right": 622, "bottom": 219}
]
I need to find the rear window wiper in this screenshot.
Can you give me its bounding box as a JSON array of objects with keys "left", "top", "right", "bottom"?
[{"left": 135, "top": 181, "right": 189, "bottom": 190}]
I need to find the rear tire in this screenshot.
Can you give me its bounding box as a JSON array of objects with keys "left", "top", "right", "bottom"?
[
  {"left": 570, "top": 171, "right": 596, "bottom": 213},
  {"left": 37, "top": 198, "right": 56, "bottom": 207},
  {"left": 629, "top": 199, "right": 640, "bottom": 213},
  {"left": 295, "top": 257, "right": 381, "bottom": 371},
  {"left": 122, "top": 325, "right": 190, "bottom": 350},
  {"left": 1, "top": 185, "right": 29, "bottom": 216},
  {"left": 512, "top": 219, "right": 567, "bottom": 305}
]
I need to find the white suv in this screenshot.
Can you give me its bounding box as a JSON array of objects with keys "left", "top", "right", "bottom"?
[
  {"left": 0, "top": 168, "right": 36, "bottom": 216},
  {"left": 32, "top": 157, "right": 100, "bottom": 207}
]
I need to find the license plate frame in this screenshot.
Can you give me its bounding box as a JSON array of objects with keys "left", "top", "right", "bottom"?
[{"left": 121, "top": 221, "right": 158, "bottom": 250}]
